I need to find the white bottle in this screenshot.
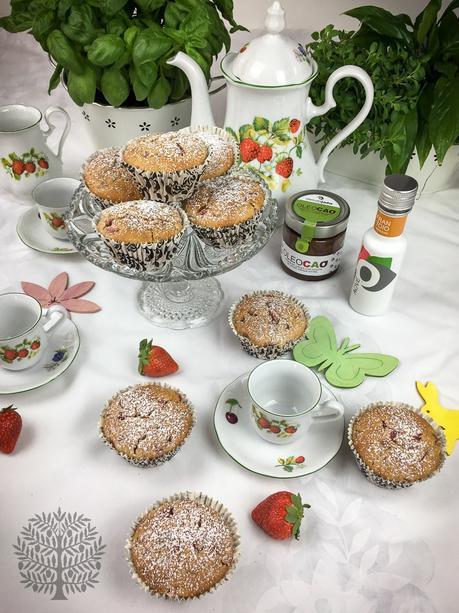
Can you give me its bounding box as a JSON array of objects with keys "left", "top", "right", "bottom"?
[{"left": 349, "top": 174, "right": 418, "bottom": 316}]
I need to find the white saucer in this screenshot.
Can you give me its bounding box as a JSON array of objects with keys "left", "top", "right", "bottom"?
[
  {"left": 16, "top": 208, "right": 78, "bottom": 254},
  {"left": 0, "top": 318, "right": 80, "bottom": 394},
  {"left": 214, "top": 372, "right": 344, "bottom": 479}
]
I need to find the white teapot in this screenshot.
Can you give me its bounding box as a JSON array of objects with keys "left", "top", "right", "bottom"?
[{"left": 168, "top": 1, "right": 374, "bottom": 206}]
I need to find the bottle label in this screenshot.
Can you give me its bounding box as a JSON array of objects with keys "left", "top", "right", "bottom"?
[
  {"left": 281, "top": 241, "right": 343, "bottom": 277},
  {"left": 374, "top": 210, "right": 407, "bottom": 237},
  {"left": 350, "top": 245, "right": 399, "bottom": 314}
]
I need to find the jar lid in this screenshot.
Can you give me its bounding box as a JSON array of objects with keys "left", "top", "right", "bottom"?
[
  {"left": 221, "top": 1, "right": 316, "bottom": 88},
  {"left": 285, "top": 190, "right": 350, "bottom": 253},
  {"left": 378, "top": 174, "right": 418, "bottom": 214}
]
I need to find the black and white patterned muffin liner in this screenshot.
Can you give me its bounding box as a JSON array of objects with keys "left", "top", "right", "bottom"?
[
  {"left": 348, "top": 401, "right": 447, "bottom": 489},
  {"left": 98, "top": 383, "right": 196, "bottom": 467},
  {"left": 80, "top": 147, "right": 143, "bottom": 210},
  {"left": 93, "top": 203, "right": 188, "bottom": 272},
  {"left": 228, "top": 290, "right": 310, "bottom": 360},
  {"left": 187, "top": 170, "right": 270, "bottom": 249},
  {"left": 126, "top": 491, "right": 240, "bottom": 600},
  {"left": 119, "top": 137, "right": 208, "bottom": 204},
  {"left": 179, "top": 125, "right": 240, "bottom": 180}
]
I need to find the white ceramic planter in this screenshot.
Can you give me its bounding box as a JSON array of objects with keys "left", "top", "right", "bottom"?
[
  {"left": 79, "top": 98, "right": 191, "bottom": 149},
  {"left": 311, "top": 140, "right": 459, "bottom": 195}
]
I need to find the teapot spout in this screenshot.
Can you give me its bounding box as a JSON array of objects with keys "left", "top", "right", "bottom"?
[{"left": 167, "top": 52, "right": 215, "bottom": 127}]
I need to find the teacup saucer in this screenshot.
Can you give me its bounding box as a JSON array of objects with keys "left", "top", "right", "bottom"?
[
  {"left": 0, "top": 318, "right": 80, "bottom": 394},
  {"left": 213, "top": 372, "right": 344, "bottom": 479},
  {"left": 16, "top": 208, "right": 78, "bottom": 255}
]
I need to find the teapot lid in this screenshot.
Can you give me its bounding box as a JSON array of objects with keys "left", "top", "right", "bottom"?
[{"left": 222, "top": 1, "right": 316, "bottom": 88}]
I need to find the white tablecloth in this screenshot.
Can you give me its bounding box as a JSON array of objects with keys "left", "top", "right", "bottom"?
[{"left": 1, "top": 30, "right": 459, "bottom": 613}]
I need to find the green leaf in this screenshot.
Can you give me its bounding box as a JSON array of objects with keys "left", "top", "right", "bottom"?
[
  {"left": 414, "top": 0, "right": 441, "bottom": 43},
  {"left": 147, "top": 71, "right": 171, "bottom": 109},
  {"left": 106, "top": 14, "right": 130, "bottom": 37},
  {"left": 101, "top": 67, "right": 129, "bottom": 107},
  {"left": 253, "top": 116, "right": 270, "bottom": 132},
  {"left": 415, "top": 129, "right": 432, "bottom": 169},
  {"left": 272, "top": 117, "right": 289, "bottom": 134},
  {"left": 344, "top": 6, "right": 412, "bottom": 46},
  {"left": 136, "top": 0, "right": 166, "bottom": 10},
  {"left": 296, "top": 145, "right": 302, "bottom": 159},
  {"left": 86, "top": 0, "right": 128, "bottom": 16},
  {"left": 124, "top": 26, "right": 140, "bottom": 51},
  {"left": 129, "top": 66, "right": 150, "bottom": 101},
  {"left": 225, "top": 398, "right": 240, "bottom": 407},
  {"left": 133, "top": 29, "right": 172, "bottom": 67},
  {"left": 166, "top": 66, "right": 189, "bottom": 101},
  {"left": 48, "top": 64, "right": 63, "bottom": 94},
  {"left": 213, "top": 0, "right": 248, "bottom": 33},
  {"left": 225, "top": 127, "right": 239, "bottom": 142},
  {"left": 47, "top": 29, "right": 84, "bottom": 74},
  {"left": 283, "top": 465, "right": 294, "bottom": 472},
  {"left": 439, "top": 12, "right": 459, "bottom": 58},
  {"left": 61, "top": 6, "right": 98, "bottom": 45},
  {"left": 185, "top": 46, "right": 211, "bottom": 79},
  {"left": 385, "top": 108, "right": 418, "bottom": 173},
  {"left": 87, "top": 34, "right": 125, "bottom": 67},
  {"left": 239, "top": 124, "right": 254, "bottom": 140},
  {"left": 67, "top": 65, "right": 97, "bottom": 106},
  {"left": 32, "top": 10, "right": 55, "bottom": 42},
  {"left": 0, "top": 12, "right": 33, "bottom": 32},
  {"left": 429, "top": 77, "right": 459, "bottom": 164}
]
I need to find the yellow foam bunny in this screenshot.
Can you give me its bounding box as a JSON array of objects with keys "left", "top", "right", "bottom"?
[{"left": 416, "top": 381, "right": 459, "bottom": 455}]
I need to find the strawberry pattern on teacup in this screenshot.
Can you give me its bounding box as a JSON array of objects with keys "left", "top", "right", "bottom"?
[
  {"left": 251, "top": 404, "right": 300, "bottom": 438},
  {"left": 0, "top": 337, "right": 41, "bottom": 364},
  {"left": 1, "top": 149, "right": 49, "bottom": 181}
]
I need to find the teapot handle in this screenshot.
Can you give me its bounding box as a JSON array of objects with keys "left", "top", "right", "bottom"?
[
  {"left": 42, "top": 106, "right": 71, "bottom": 161},
  {"left": 306, "top": 66, "right": 374, "bottom": 182}
]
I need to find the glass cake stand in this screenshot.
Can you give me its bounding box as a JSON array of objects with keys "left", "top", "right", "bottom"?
[{"left": 66, "top": 185, "right": 278, "bottom": 329}]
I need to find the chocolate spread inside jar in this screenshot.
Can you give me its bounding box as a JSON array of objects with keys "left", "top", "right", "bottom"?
[{"left": 281, "top": 190, "right": 350, "bottom": 281}]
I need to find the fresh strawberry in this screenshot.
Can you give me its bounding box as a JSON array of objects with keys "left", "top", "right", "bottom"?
[
  {"left": 0, "top": 405, "right": 22, "bottom": 454},
  {"left": 12, "top": 160, "right": 24, "bottom": 175},
  {"left": 270, "top": 425, "right": 281, "bottom": 434},
  {"left": 24, "top": 161, "right": 36, "bottom": 174},
  {"left": 3, "top": 349, "right": 17, "bottom": 361},
  {"left": 295, "top": 455, "right": 305, "bottom": 464},
  {"left": 257, "top": 145, "right": 273, "bottom": 163},
  {"left": 138, "top": 338, "right": 178, "bottom": 377},
  {"left": 17, "top": 349, "right": 29, "bottom": 358},
  {"left": 289, "top": 118, "right": 300, "bottom": 133},
  {"left": 251, "top": 491, "right": 310, "bottom": 540},
  {"left": 52, "top": 217, "right": 65, "bottom": 228},
  {"left": 31, "top": 340, "right": 40, "bottom": 350},
  {"left": 38, "top": 158, "right": 49, "bottom": 169},
  {"left": 239, "top": 138, "right": 260, "bottom": 163},
  {"left": 285, "top": 425, "right": 297, "bottom": 434},
  {"left": 257, "top": 417, "right": 270, "bottom": 429},
  {"left": 275, "top": 157, "right": 293, "bottom": 178}
]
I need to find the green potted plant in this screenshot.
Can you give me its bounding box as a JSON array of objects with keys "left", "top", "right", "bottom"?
[
  {"left": 306, "top": 0, "right": 459, "bottom": 192},
  {"left": 0, "top": 0, "right": 245, "bottom": 148}
]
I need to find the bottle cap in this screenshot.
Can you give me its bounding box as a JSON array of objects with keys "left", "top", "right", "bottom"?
[{"left": 378, "top": 174, "right": 418, "bottom": 214}]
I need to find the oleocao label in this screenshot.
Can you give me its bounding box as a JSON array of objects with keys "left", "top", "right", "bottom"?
[{"left": 281, "top": 241, "right": 343, "bottom": 277}]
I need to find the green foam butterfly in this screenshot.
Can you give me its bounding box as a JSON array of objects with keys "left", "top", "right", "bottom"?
[{"left": 293, "top": 316, "right": 399, "bottom": 388}]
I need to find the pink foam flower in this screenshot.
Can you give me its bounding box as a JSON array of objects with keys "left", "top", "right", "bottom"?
[{"left": 22, "top": 272, "right": 100, "bottom": 315}]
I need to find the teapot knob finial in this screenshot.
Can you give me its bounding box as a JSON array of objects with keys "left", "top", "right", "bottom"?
[{"left": 265, "top": 1, "right": 285, "bottom": 34}]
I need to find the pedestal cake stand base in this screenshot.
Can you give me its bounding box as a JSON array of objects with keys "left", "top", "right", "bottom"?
[{"left": 137, "top": 278, "right": 224, "bottom": 329}]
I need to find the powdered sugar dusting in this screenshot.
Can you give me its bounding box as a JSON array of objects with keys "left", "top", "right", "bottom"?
[
  {"left": 122, "top": 133, "right": 208, "bottom": 172},
  {"left": 233, "top": 291, "right": 307, "bottom": 347},
  {"left": 352, "top": 404, "right": 443, "bottom": 482},
  {"left": 130, "top": 499, "right": 235, "bottom": 598},
  {"left": 102, "top": 384, "right": 193, "bottom": 460},
  {"left": 198, "top": 133, "right": 234, "bottom": 180},
  {"left": 185, "top": 175, "right": 265, "bottom": 227},
  {"left": 83, "top": 148, "right": 142, "bottom": 202}
]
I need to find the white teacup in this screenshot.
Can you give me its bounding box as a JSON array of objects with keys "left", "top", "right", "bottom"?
[
  {"left": 247, "top": 360, "right": 343, "bottom": 445},
  {"left": 32, "top": 177, "right": 80, "bottom": 240},
  {"left": 0, "top": 293, "right": 67, "bottom": 371}
]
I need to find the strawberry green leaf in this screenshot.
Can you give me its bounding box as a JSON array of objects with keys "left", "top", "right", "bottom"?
[
  {"left": 253, "top": 116, "right": 270, "bottom": 132},
  {"left": 225, "top": 398, "right": 240, "bottom": 407}
]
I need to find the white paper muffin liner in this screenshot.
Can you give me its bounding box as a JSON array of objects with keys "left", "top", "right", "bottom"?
[
  {"left": 187, "top": 170, "right": 270, "bottom": 249},
  {"left": 80, "top": 147, "right": 143, "bottom": 210},
  {"left": 179, "top": 125, "right": 240, "bottom": 180},
  {"left": 126, "top": 491, "right": 240, "bottom": 600},
  {"left": 119, "top": 136, "right": 208, "bottom": 204},
  {"left": 99, "top": 383, "right": 196, "bottom": 467},
  {"left": 93, "top": 203, "right": 188, "bottom": 271},
  {"left": 348, "top": 401, "right": 447, "bottom": 489},
  {"left": 228, "top": 289, "right": 310, "bottom": 360}
]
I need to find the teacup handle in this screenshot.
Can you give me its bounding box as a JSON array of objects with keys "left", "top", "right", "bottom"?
[
  {"left": 311, "top": 399, "right": 343, "bottom": 420},
  {"left": 43, "top": 106, "right": 71, "bottom": 161},
  {"left": 43, "top": 305, "right": 68, "bottom": 335}
]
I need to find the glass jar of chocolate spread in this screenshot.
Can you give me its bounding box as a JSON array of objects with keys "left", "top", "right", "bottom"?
[{"left": 281, "top": 190, "right": 350, "bottom": 281}]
